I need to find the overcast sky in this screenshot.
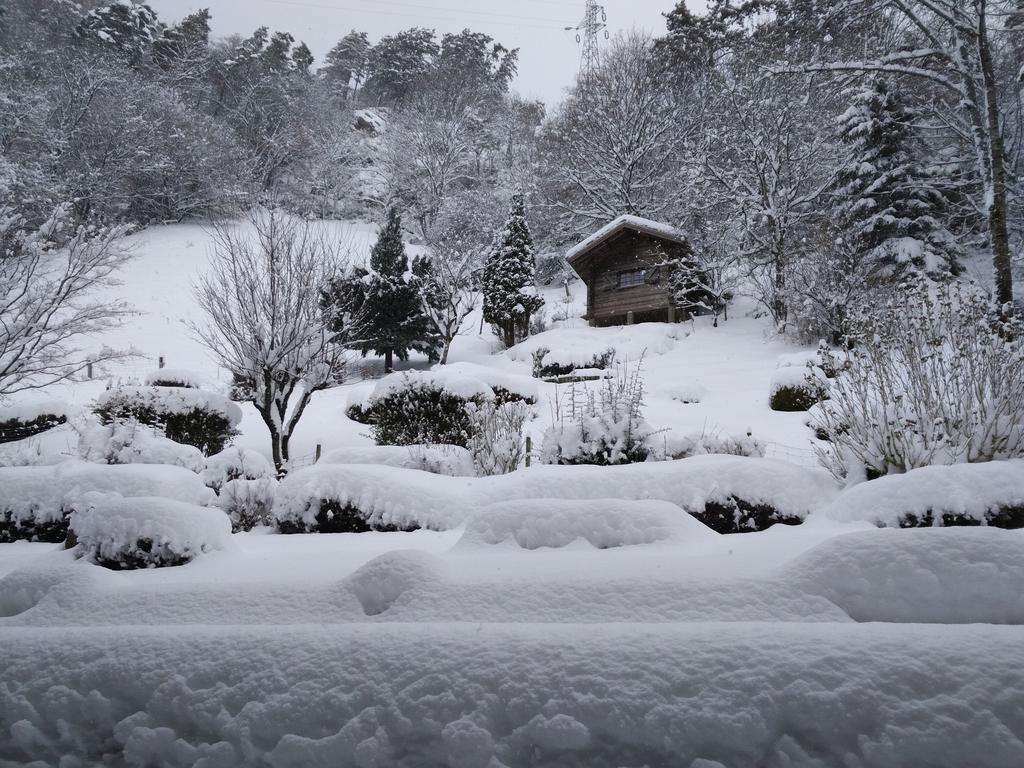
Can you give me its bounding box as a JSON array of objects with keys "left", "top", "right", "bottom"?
[{"left": 146, "top": 0, "right": 696, "bottom": 105}]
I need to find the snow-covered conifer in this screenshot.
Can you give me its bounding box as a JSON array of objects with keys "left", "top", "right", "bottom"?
[
  {"left": 833, "top": 80, "right": 961, "bottom": 279},
  {"left": 482, "top": 193, "right": 544, "bottom": 348}
]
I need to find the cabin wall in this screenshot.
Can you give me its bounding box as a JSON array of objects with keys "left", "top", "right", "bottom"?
[{"left": 587, "top": 233, "right": 687, "bottom": 324}]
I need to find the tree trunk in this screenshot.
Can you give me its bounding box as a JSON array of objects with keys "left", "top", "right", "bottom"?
[
  {"left": 977, "top": 1, "right": 1014, "bottom": 306},
  {"left": 439, "top": 338, "right": 452, "bottom": 365},
  {"left": 384, "top": 348, "right": 394, "bottom": 373}
]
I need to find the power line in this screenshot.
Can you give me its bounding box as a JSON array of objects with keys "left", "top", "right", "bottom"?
[{"left": 565, "top": 0, "right": 607, "bottom": 75}]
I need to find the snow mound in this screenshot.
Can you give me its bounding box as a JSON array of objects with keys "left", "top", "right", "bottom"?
[
  {"left": 456, "top": 498, "right": 714, "bottom": 550},
  {"left": 819, "top": 460, "right": 1024, "bottom": 527},
  {"left": 71, "top": 494, "right": 231, "bottom": 569},
  {"left": 0, "top": 460, "right": 215, "bottom": 530},
  {"left": 769, "top": 364, "right": 825, "bottom": 392},
  {"left": 319, "top": 444, "right": 475, "bottom": 476},
  {"left": 143, "top": 367, "right": 205, "bottom": 389},
  {"left": 78, "top": 422, "right": 204, "bottom": 472},
  {"left": 666, "top": 381, "right": 709, "bottom": 403},
  {"left": 787, "top": 528, "right": 1024, "bottom": 623},
  {"left": 341, "top": 550, "right": 444, "bottom": 615},
  {"left": 507, "top": 324, "right": 679, "bottom": 369},
  {"left": 775, "top": 350, "right": 822, "bottom": 369}
]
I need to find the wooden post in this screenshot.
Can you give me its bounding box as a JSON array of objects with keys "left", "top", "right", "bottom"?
[
  {"left": 626, "top": 311, "right": 635, "bottom": 325},
  {"left": 86, "top": 361, "right": 93, "bottom": 380},
  {"left": 667, "top": 305, "right": 676, "bottom": 323},
  {"left": 158, "top": 356, "right": 165, "bottom": 369},
  {"left": 315, "top": 443, "right": 322, "bottom": 463},
  {"left": 525, "top": 436, "right": 532, "bottom": 468}
]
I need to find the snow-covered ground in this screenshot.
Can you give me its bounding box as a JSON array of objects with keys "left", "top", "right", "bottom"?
[{"left": 2, "top": 220, "right": 1023, "bottom": 766}]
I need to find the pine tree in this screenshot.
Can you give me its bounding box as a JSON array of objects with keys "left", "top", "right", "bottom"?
[
  {"left": 322, "top": 30, "right": 370, "bottom": 100},
  {"left": 482, "top": 193, "right": 544, "bottom": 348},
  {"left": 75, "top": 1, "right": 161, "bottom": 66},
  {"left": 834, "top": 78, "right": 961, "bottom": 279},
  {"left": 356, "top": 208, "right": 438, "bottom": 372}
]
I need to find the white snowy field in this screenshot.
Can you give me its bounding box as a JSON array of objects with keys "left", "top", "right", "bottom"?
[{"left": 2, "top": 220, "right": 1024, "bottom": 766}]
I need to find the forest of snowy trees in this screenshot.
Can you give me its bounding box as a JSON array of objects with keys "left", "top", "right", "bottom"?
[{"left": 1, "top": 0, "right": 1022, "bottom": 353}]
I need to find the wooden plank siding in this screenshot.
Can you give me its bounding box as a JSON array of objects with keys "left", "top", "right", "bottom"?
[{"left": 581, "top": 230, "right": 689, "bottom": 325}]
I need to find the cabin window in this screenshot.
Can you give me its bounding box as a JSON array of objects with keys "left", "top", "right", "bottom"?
[{"left": 617, "top": 269, "right": 646, "bottom": 289}]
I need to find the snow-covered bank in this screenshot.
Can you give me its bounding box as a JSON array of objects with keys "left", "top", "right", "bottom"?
[{"left": 3, "top": 622, "right": 1022, "bottom": 767}]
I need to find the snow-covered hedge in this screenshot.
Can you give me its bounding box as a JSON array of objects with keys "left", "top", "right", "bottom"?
[
  {"left": 319, "top": 444, "right": 475, "bottom": 477},
  {"left": 70, "top": 493, "right": 231, "bottom": 569},
  {"left": 272, "top": 456, "right": 837, "bottom": 534},
  {"left": 0, "top": 399, "right": 69, "bottom": 444},
  {"left": 651, "top": 430, "right": 765, "bottom": 460},
  {"left": 0, "top": 460, "right": 214, "bottom": 543},
  {"left": 457, "top": 498, "right": 716, "bottom": 550},
  {"left": 95, "top": 386, "right": 242, "bottom": 455},
  {"left": 817, "top": 460, "right": 1024, "bottom": 528},
  {"left": 768, "top": 366, "right": 828, "bottom": 412},
  {"left": 143, "top": 367, "right": 205, "bottom": 389},
  {"left": 200, "top": 447, "right": 274, "bottom": 493},
  {"left": 78, "top": 422, "right": 204, "bottom": 472}
]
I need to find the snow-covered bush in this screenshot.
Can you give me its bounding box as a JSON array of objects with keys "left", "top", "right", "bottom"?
[
  {"left": 818, "top": 459, "right": 1024, "bottom": 528},
  {"left": 0, "top": 400, "right": 69, "bottom": 444},
  {"left": 531, "top": 346, "right": 616, "bottom": 379},
  {"left": 200, "top": 447, "right": 274, "bottom": 493},
  {"left": 320, "top": 444, "right": 476, "bottom": 476},
  {"left": 540, "top": 360, "right": 657, "bottom": 466},
  {"left": 814, "top": 279, "right": 1024, "bottom": 480},
  {"left": 0, "top": 461, "right": 214, "bottom": 543},
  {"left": 77, "top": 422, "right": 204, "bottom": 472},
  {"left": 667, "top": 382, "right": 708, "bottom": 404},
  {"left": 466, "top": 401, "right": 530, "bottom": 476},
  {"left": 768, "top": 365, "right": 829, "bottom": 412},
  {"left": 348, "top": 370, "right": 493, "bottom": 448},
  {"left": 95, "top": 386, "right": 242, "bottom": 455},
  {"left": 70, "top": 493, "right": 231, "bottom": 570},
  {"left": 273, "top": 464, "right": 426, "bottom": 533},
  {"left": 143, "top": 367, "right": 204, "bottom": 389},
  {"left": 217, "top": 477, "right": 278, "bottom": 531}
]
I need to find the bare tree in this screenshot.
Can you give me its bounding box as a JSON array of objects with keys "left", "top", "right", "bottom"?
[
  {"left": 192, "top": 208, "right": 346, "bottom": 474},
  {"left": 415, "top": 246, "right": 480, "bottom": 364},
  {"left": 0, "top": 204, "right": 133, "bottom": 398}
]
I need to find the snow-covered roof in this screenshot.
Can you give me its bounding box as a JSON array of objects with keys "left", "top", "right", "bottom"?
[{"left": 566, "top": 215, "right": 687, "bottom": 263}]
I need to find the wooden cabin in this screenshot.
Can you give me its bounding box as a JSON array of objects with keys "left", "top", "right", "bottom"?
[{"left": 566, "top": 215, "right": 694, "bottom": 327}]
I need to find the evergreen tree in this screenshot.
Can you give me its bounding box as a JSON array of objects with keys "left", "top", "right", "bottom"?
[
  {"left": 152, "top": 8, "right": 210, "bottom": 69},
  {"left": 364, "top": 27, "right": 438, "bottom": 105},
  {"left": 75, "top": 1, "right": 161, "bottom": 66},
  {"left": 291, "top": 42, "right": 314, "bottom": 75},
  {"left": 344, "top": 208, "right": 438, "bottom": 372},
  {"left": 482, "top": 193, "right": 544, "bottom": 348},
  {"left": 834, "top": 78, "right": 961, "bottom": 279},
  {"left": 322, "top": 30, "right": 370, "bottom": 100}
]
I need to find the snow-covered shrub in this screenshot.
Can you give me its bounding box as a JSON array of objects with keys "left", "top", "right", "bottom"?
[
  {"left": 695, "top": 496, "right": 804, "bottom": 534},
  {"left": 467, "top": 401, "right": 530, "bottom": 476},
  {"left": 217, "top": 478, "right": 278, "bottom": 531},
  {"left": 814, "top": 279, "right": 1024, "bottom": 481},
  {"left": 531, "top": 347, "right": 616, "bottom": 379},
  {"left": 273, "top": 464, "right": 424, "bottom": 533},
  {"left": 819, "top": 459, "right": 1024, "bottom": 528},
  {"left": 319, "top": 444, "right": 476, "bottom": 476},
  {"left": 143, "top": 367, "right": 204, "bottom": 389},
  {"left": 77, "top": 422, "right": 204, "bottom": 472},
  {"left": 651, "top": 430, "right": 765, "bottom": 460},
  {"left": 0, "top": 400, "right": 68, "bottom": 444},
  {"left": 768, "top": 365, "right": 829, "bottom": 411},
  {"left": 200, "top": 447, "right": 274, "bottom": 493},
  {"left": 348, "top": 371, "right": 492, "bottom": 448},
  {"left": 0, "top": 461, "right": 214, "bottom": 543},
  {"left": 95, "top": 386, "right": 242, "bottom": 455},
  {"left": 540, "top": 359, "right": 658, "bottom": 466},
  {"left": 70, "top": 493, "right": 230, "bottom": 570}
]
